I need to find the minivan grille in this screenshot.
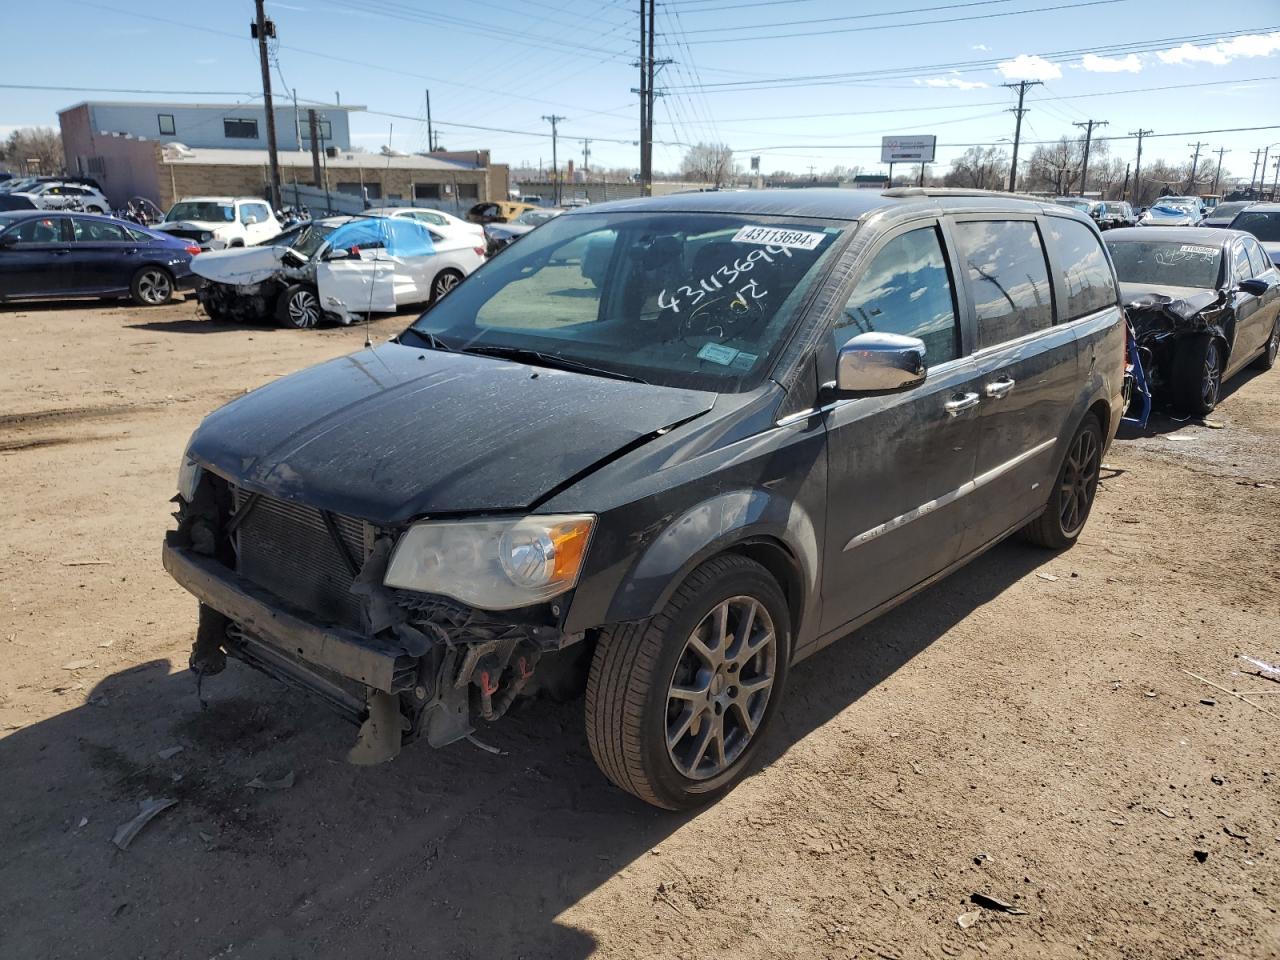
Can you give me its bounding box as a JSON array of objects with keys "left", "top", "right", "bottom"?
[{"left": 232, "top": 486, "right": 369, "bottom": 630}]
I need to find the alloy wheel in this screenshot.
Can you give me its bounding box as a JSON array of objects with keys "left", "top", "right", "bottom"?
[
  {"left": 137, "top": 269, "right": 171, "bottom": 305},
  {"left": 666, "top": 596, "right": 777, "bottom": 781},
  {"left": 288, "top": 290, "right": 320, "bottom": 328},
  {"left": 1058, "top": 428, "right": 1100, "bottom": 537},
  {"left": 1268, "top": 320, "right": 1280, "bottom": 364},
  {"left": 434, "top": 272, "right": 460, "bottom": 299},
  {"left": 1202, "top": 340, "right": 1222, "bottom": 408}
]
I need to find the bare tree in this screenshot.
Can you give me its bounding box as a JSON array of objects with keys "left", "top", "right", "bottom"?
[
  {"left": 2, "top": 127, "right": 63, "bottom": 175},
  {"left": 944, "top": 146, "right": 1010, "bottom": 190},
  {"left": 1027, "top": 137, "right": 1083, "bottom": 195},
  {"left": 680, "top": 142, "right": 736, "bottom": 188}
]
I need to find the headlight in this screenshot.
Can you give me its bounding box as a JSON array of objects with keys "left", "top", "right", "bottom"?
[
  {"left": 200, "top": 231, "right": 212, "bottom": 242},
  {"left": 177, "top": 454, "right": 202, "bottom": 502},
  {"left": 384, "top": 514, "right": 595, "bottom": 610}
]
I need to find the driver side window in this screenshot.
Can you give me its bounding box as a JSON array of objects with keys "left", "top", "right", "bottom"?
[{"left": 835, "top": 225, "right": 960, "bottom": 364}]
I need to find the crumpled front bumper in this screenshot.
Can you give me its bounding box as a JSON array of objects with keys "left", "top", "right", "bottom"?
[{"left": 162, "top": 534, "right": 415, "bottom": 695}]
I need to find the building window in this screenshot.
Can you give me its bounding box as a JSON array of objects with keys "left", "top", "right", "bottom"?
[
  {"left": 456, "top": 182, "right": 479, "bottom": 200},
  {"left": 157, "top": 114, "right": 176, "bottom": 135},
  {"left": 301, "top": 120, "right": 333, "bottom": 142},
  {"left": 414, "top": 183, "right": 441, "bottom": 200},
  {"left": 223, "top": 118, "right": 259, "bottom": 140}
]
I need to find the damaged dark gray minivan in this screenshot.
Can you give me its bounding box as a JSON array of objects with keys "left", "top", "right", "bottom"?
[{"left": 165, "top": 189, "right": 1125, "bottom": 809}]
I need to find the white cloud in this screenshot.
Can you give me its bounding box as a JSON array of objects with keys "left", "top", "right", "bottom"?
[
  {"left": 971, "top": 44, "right": 990, "bottom": 51},
  {"left": 996, "top": 54, "right": 1063, "bottom": 81},
  {"left": 1156, "top": 31, "right": 1280, "bottom": 65},
  {"left": 914, "top": 74, "right": 990, "bottom": 90},
  {"left": 1081, "top": 53, "right": 1142, "bottom": 73}
]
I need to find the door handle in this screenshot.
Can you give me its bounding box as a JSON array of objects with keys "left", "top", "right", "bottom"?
[
  {"left": 944, "top": 392, "right": 981, "bottom": 416},
  {"left": 985, "top": 377, "right": 1016, "bottom": 399}
]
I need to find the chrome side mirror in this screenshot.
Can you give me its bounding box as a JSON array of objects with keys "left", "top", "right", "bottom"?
[{"left": 834, "top": 332, "right": 927, "bottom": 396}]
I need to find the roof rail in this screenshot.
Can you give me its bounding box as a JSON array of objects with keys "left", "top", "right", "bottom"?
[{"left": 881, "top": 187, "right": 1039, "bottom": 200}]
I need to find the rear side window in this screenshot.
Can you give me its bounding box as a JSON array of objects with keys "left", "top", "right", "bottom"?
[
  {"left": 71, "top": 218, "right": 130, "bottom": 242},
  {"left": 836, "top": 225, "right": 959, "bottom": 364},
  {"left": 1041, "top": 216, "right": 1116, "bottom": 321},
  {"left": 952, "top": 220, "right": 1053, "bottom": 348}
]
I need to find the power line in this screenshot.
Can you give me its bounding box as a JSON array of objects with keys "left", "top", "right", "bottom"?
[
  {"left": 683, "top": 0, "right": 1132, "bottom": 44},
  {"left": 678, "top": 0, "right": 1125, "bottom": 33}
]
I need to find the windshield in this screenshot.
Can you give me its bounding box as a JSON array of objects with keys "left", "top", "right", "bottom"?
[
  {"left": 1148, "top": 204, "right": 1193, "bottom": 218},
  {"left": 1106, "top": 240, "right": 1222, "bottom": 289},
  {"left": 270, "top": 222, "right": 335, "bottom": 258},
  {"left": 409, "top": 211, "right": 844, "bottom": 391},
  {"left": 1056, "top": 199, "right": 1091, "bottom": 212},
  {"left": 1230, "top": 210, "right": 1280, "bottom": 242},
  {"left": 515, "top": 210, "right": 558, "bottom": 226},
  {"left": 1104, "top": 202, "right": 1127, "bottom": 214},
  {"left": 166, "top": 201, "right": 234, "bottom": 223},
  {"left": 1209, "top": 202, "right": 1250, "bottom": 220}
]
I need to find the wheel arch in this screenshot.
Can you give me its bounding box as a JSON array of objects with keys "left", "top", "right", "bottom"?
[{"left": 598, "top": 488, "right": 820, "bottom": 650}]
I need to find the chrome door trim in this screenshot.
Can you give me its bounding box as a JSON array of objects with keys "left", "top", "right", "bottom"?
[{"left": 842, "top": 437, "right": 1057, "bottom": 551}]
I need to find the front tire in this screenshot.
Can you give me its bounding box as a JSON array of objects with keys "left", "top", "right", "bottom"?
[
  {"left": 276, "top": 284, "right": 321, "bottom": 329},
  {"left": 1252, "top": 316, "right": 1280, "bottom": 371},
  {"left": 1171, "top": 333, "right": 1223, "bottom": 415},
  {"left": 585, "top": 554, "right": 791, "bottom": 810},
  {"left": 130, "top": 266, "right": 174, "bottom": 306},
  {"left": 1021, "top": 413, "right": 1103, "bottom": 550}
]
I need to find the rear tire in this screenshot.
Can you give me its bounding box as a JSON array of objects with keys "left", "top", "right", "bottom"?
[
  {"left": 1251, "top": 316, "right": 1280, "bottom": 371},
  {"left": 430, "top": 269, "right": 463, "bottom": 302},
  {"left": 129, "top": 266, "right": 174, "bottom": 306},
  {"left": 276, "top": 284, "right": 321, "bottom": 329},
  {"left": 1170, "top": 333, "right": 1223, "bottom": 415},
  {"left": 585, "top": 554, "right": 791, "bottom": 810},
  {"left": 1021, "top": 413, "right": 1103, "bottom": 550}
]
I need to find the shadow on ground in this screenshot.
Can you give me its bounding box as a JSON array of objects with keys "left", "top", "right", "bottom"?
[
  {"left": 0, "top": 541, "right": 1053, "bottom": 959},
  {"left": 1116, "top": 366, "right": 1267, "bottom": 441}
]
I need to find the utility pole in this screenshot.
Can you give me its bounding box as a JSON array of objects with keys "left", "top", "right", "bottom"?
[
  {"left": 1261, "top": 145, "right": 1274, "bottom": 198},
  {"left": 542, "top": 115, "right": 565, "bottom": 205},
  {"left": 645, "top": 0, "right": 655, "bottom": 195},
  {"left": 1121, "top": 161, "right": 1130, "bottom": 199},
  {"left": 1003, "top": 80, "right": 1041, "bottom": 193},
  {"left": 581, "top": 139, "right": 591, "bottom": 176},
  {"left": 424, "top": 89, "right": 434, "bottom": 152},
  {"left": 307, "top": 109, "right": 322, "bottom": 187},
  {"left": 1211, "top": 147, "right": 1229, "bottom": 194},
  {"left": 252, "top": 0, "right": 282, "bottom": 211},
  {"left": 1249, "top": 148, "right": 1263, "bottom": 193},
  {"left": 1072, "top": 119, "right": 1108, "bottom": 196},
  {"left": 637, "top": 0, "right": 648, "bottom": 193},
  {"left": 291, "top": 88, "right": 301, "bottom": 152},
  {"left": 1129, "top": 128, "right": 1152, "bottom": 205},
  {"left": 1272, "top": 156, "right": 1280, "bottom": 199},
  {"left": 1186, "top": 140, "right": 1208, "bottom": 193}
]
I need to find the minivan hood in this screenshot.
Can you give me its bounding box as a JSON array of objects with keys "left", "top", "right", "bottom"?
[{"left": 187, "top": 342, "right": 716, "bottom": 524}]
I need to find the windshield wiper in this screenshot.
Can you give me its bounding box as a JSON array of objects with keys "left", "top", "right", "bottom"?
[
  {"left": 459, "top": 344, "right": 647, "bottom": 383},
  {"left": 398, "top": 328, "right": 454, "bottom": 352}
]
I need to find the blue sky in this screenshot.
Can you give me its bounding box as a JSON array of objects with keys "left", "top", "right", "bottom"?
[{"left": 5, "top": 0, "right": 1280, "bottom": 182}]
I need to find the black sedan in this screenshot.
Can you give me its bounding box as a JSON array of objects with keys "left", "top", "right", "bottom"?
[
  {"left": 1104, "top": 226, "right": 1280, "bottom": 414},
  {"left": 0, "top": 210, "right": 199, "bottom": 306}
]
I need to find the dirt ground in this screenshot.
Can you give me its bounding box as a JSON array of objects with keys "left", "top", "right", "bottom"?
[{"left": 1, "top": 294, "right": 1277, "bottom": 960}]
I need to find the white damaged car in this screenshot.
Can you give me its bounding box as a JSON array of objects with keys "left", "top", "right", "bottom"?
[
  {"left": 191, "top": 215, "right": 486, "bottom": 328},
  {"left": 153, "top": 197, "right": 282, "bottom": 250}
]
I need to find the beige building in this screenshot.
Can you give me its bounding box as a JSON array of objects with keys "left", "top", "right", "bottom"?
[{"left": 60, "top": 120, "right": 508, "bottom": 213}]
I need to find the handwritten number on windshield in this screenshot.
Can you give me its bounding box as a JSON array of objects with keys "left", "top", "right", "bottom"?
[{"left": 658, "top": 244, "right": 791, "bottom": 314}]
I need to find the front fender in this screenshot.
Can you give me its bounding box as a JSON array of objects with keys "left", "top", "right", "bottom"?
[{"left": 603, "top": 487, "right": 820, "bottom": 637}]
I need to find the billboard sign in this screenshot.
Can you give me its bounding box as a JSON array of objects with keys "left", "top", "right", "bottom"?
[{"left": 881, "top": 135, "right": 936, "bottom": 164}]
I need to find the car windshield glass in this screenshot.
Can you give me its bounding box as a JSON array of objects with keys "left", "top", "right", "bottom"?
[
  {"left": 409, "top": 211, "right": 845, "bottom": 391},
  {"left": 166, "top": 202, "right": 234, "bottom": 223},
  {"left": 271, "top": 222, "right": 335, "bottom": 257},
  {"left": 1107, "top": 240, "right": 1222, "bottom": 289},
  {"left": 516, "top": 210, "right": 557, "bottom": 225},
  {"left": 1231, "top": 211, "right": 1280, "bottom": 242},
  {"left": 1150, "top": 204, "right": 1191, "bottom": 217},
  {"left": 1056, "top": 199, "right": 1090, "bottom": 212},
  {"left": 1104, "top": 202, "right": 1127, "bottom": 214},
  {"left": 1211, "top": 202, "right": 1249, "bottom": 219}
]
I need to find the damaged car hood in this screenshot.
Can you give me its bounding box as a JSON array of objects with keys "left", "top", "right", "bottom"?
[
  {"left": 191, "top": 245, "right": 289, "bottom": 285},
  {"left": 1121, "top": 283, "right": 1227, "bottom": 338},
  {"left": 186, "top": 343, "right": 716, "bottom": 524}
]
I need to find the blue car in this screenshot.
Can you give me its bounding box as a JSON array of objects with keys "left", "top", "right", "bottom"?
[{"left": 0, "top": 210, "right": 199, "bottom": 306}]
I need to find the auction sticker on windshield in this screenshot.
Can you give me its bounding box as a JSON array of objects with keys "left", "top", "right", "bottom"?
[
  {"left": 732, "top": 225, "right": 825, "bottom": 250},
  {"left": 1179, "top": 244, "right": 1218, "bottom": 259}
]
